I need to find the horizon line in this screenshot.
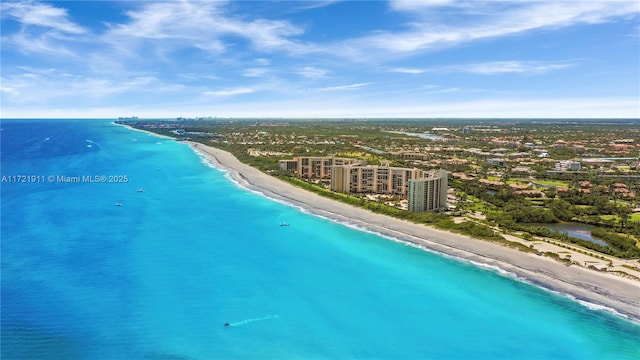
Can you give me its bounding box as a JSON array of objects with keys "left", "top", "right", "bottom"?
[{"left": 2, "top": 117, "right": 639, "bottom": 121}]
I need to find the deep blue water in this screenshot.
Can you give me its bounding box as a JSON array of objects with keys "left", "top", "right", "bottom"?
[{"left": 1, "top": 120, "right": 639, "bottom": 359}]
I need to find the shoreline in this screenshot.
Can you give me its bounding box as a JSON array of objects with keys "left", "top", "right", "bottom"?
[
  {"left": 185, "top": 141, "right": 640, "bottom": 322},
  {"left": 112, "top": 121, "right": 176, "bottom": 140},
  {"left": 116, "top": 125, "right": 640, "bottom": 322}
]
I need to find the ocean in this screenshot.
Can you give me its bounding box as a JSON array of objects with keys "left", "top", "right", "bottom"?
[{"left": 1, "top": 119, "right": 639, "bottom": 359}]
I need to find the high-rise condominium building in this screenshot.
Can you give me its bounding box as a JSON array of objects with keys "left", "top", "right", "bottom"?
[
  {"left": 330, "top": 164, "right": 424, "bottom": 196},
  {"left": 278, "top": 157, "right": 366, "bottom": 179},
  {"left": 408, "top": 169, "right": 448, "bottom": 212}
]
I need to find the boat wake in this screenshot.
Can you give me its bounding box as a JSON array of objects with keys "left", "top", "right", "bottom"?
[{"left": 229, "top": 314, "right": 278, "bottom": 327}]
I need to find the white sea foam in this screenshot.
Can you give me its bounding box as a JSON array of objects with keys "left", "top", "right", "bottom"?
[
  {"left": 240, "top": 184, "right": 309, "bottom": 213},
  {"left": 210, "top": 164, "right": 312, "bottom": 213},
  {"left": 191, "top": 151, "right": 292, "bottom": 212},
  {"left": 548, "top": 290, "right": 631, "bottom": 320},
  {"left": 462, "top": 259, "right": 520, "bottom": 278},
  {"left": 192, "top": 148, "right": 222, "bottom": 171}
]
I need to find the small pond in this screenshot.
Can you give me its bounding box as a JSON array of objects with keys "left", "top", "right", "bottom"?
[{"left": 535, "top": 222, "right": 609, "bottom": 247}]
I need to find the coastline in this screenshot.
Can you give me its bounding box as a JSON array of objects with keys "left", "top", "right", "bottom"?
[
  {"left": 115, "top": 123, "right": 640, "bottom": 321},
  {"left": 184, "top": 141, "right": 640, "bottom": 322},
  {"left": 112, "top": 121, "right": 176, "bottom": 140}
]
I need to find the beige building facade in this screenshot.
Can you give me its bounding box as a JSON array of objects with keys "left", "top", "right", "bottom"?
[
  {"left": 281, "top": 156, "right": 447, "bottom": 212},
  {"left": 279, "top": 156, "right": 366, "bottom": 179},
  {"left": 330, "top": 164, "right": 424, "bottom": 196},
  {"left": 408, "top": 169, "right": 448, "bottom": 212}
]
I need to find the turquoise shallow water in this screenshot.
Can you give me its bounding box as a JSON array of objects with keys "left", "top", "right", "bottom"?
[{"left": 2, "top": 120, "right": 639, "bottom": 359}]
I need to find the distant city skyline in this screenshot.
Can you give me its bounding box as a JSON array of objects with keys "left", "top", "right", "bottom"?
[{"left": 1, "top": 0, "right": 639, "bottom": 118}]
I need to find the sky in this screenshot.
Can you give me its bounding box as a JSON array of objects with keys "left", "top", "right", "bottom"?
[{"left": 1, "top": 0, "right": 639, "bottom": 118}]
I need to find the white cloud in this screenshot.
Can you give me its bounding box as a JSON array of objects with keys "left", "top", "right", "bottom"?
[
  {"left": 433, "top": 60, "right": 575, "bottom": 75},
  {"left": 3, "top": 92, "right": 638, "bottom": 119},
  {"left": 297, "top": 66, "right": 329, "bottom": 79},
  {"left": 297, "top": 1, "right": 342, "bottom": 10},
  {"left": 413, "top": 97, "right": 640, "bottom": 118},
  {"left": 468, "top": 61, "right": 573, "bottom": 75},
  {"left": 1, "top": 2, "right": 88, "bottom": 56},
  {"left": 104, "top": 1, "right": 309, "bottom": 55},
  {"left": 243, "top": 19, "right": 306, "bottom": 51},
  {"left": 426, "top": 87, "right": 459, "bottom": 94},
  {"left": 178, "top": 73, "right": 220, "bottom": 81},
  {"left": 233, "top": 96, "right": 639, "bottom": 118},
  {"left": 390, "top": 0, "right": 456, "bottom": 12},
  {"left": 1, "top": 69, "right": 184, "bottom": 105},
  {"left": 243, "top": 68, "right": 269, "bottom": 77},
  {"left": 321, "top": 82, "right": 372, "bottom": 91},
  {"left": 109, "top": 1, "right": 222, "bottom": 39},
  {"left": 104, "top": 1, "right": 226, "bottom": 54},
  {"left": 391, "top": 61, "right": 573, "bottom": 76},
  {"left": 339, "top": 1, "right": 640, "bottom": 57},
  {"left": 203, "top": 88, "right": 256, "bottom": 96},
  {"left": 390, "top": 67, "right": 427, "bottom": 74},
  {"left": 2, "top": 31, "right": 77, "bottom": 56},
  {"left": 254, "top": 58, "right": 271, "bottom": 66},
  {"left": 1, "top": 1, "right": 86, "bottom": 34},
  {"left": 0, "top": 86, "right": 19, "bottom": 95}
]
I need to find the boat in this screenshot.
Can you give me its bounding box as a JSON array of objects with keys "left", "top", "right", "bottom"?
[
  {"left": 137, "top": 188, "right": 145, "bottom": 192},
  {"left": 279, "top": 222, "right": 289, "bottom": 227},
  {"left": 115, "top": 202, "right": 123, "bottom": 207}
]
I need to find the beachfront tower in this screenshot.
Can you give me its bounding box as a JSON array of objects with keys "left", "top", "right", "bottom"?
[{"left": 408, "top": 169, "right": 448, "bottom": 212}]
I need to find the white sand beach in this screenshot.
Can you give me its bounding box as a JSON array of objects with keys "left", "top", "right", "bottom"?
[{"left": 186, "top": 141, "right": 640, "bottom": 321}]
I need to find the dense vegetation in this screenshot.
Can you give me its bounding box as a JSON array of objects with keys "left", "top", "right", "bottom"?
[{"left": 591, "top": 229, "right": 640, "bottom": 258}]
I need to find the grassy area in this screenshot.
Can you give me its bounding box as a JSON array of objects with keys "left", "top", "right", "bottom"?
[
  {"left": 463, "top": 194, "right": 486, "bottom": 212},
  {"left": 599, "top": 214, "right": 640, "bottom": 222},
  {"left": 337, "top": 152, "right": 367, "bottom": 158},
  {"left": 534, "top": 180, "right": 569, "bottom": 187},
  {"left": 467, "top": 194, "right": 481, "bottom": 202},
  {"left": 506, "top": 179, "right": 529, "bottom": 185}
]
